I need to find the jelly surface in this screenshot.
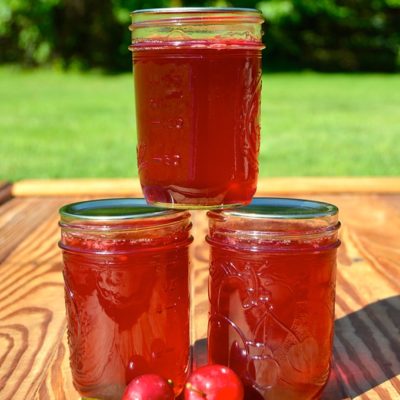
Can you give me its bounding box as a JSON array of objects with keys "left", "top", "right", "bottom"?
[
  {"left": 208, "top": 237, "right": 337, "bottom": 400},
  {"left": 133, "top": 45, "right": 261, "bottom": 208},
  {"left": 62, "top": 234, "right": 190, "bottom": 399}
]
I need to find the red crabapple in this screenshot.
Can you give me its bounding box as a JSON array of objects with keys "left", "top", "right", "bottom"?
[
  {"left": 184, "top": 364, "right": 244, "bottom": 400},
  {"left": 122, "top": 374, "right": 174, "bottom": 400}
]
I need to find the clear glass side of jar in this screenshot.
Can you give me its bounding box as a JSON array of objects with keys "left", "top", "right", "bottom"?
[
  {"left": 207, "top": 198, "right": 341, "bottom": 398},
  {"left": 129, "top": 8, "right": 265, "bottom": 50},
  {"left": 58, "top": 199, "right": 192, "bottom": 399},
  {"left": 207, "top": 197, "right": 341, "bottom": 252}
]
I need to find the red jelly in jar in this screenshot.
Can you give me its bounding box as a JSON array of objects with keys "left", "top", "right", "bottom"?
[
  {"left": 59, "top": 199, "right": 192, "bottom": 399},
  {"left": 130, "top": 8, "right": 264, "bottom": 209},
  {"left": 207, "top": 198, "right": 341, "bottom": 400}
]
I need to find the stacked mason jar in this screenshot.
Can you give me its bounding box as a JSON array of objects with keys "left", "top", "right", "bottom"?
[{"left": 59, "top": 8, "right": 340, "bottom": 400}]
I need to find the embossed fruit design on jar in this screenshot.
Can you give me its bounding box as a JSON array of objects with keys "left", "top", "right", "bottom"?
[
  {"left": 130, "top": 8, "right": 264, "bottom": 209},
  {"left": 207, "top": 198, "right": 341, "bottom": 399},
  {"left": 59, "top": 199, "right": 192, "bottom": 399}
]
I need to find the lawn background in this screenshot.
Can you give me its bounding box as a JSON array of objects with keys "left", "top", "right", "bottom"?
[{"left": 1, "top": 66, "right": 399, "bottom": 181}]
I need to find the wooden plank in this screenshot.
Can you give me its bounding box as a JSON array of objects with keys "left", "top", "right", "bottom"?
[
  {"left": 0, "top": 198, "right": 66, "bottom": 264},
  {"left": 33, "top": 330, "right": 78, "bottom": 400},
  {"left": 256, "top": 177, "right": 400, "bottom": 195},
  {"left": 0, "top": 211, "right": 65, "bottom": 400},
  {"left": 0, "top": 182, "right": 12, "bottom": 205},
  {"left": 12, "top": 177, "right": 400, "bottom": 197},
  {"left": 36, "top": 194, "right": 400, "bottom": 400},
  {"left": 2, "top": 193, "right": 398, "bottom": 399},
  {"left": 293, "top": 194, "right": 400, "bottom": 399},
  {"left": 12, "top": 179, "right": 142, "bottom": 197},
  {"left": 188, "top": 194, "right": 400, "bottom": 399},
  {"left": 0, "top": 197, "right": 78, "bottom": 400}
]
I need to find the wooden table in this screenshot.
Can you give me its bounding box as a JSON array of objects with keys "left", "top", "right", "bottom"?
[{"left": 0, "top": 178, "right": 399, "bottom": 400}]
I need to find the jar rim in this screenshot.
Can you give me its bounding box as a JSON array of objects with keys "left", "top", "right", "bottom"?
[
  {"left": 131, "top": 7, "right": 263, "bottom": 16},
  {"left": 59, "top": 198, "right": 185, "bottom": 222},
  {"left": 130, "top": 7, "right": 264, "bottom": 26},
  {"left": 208, "top": 197, "right": 338, "bottom": 220}
]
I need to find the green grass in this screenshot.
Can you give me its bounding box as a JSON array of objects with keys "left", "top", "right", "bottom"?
[{"left": 1, "top": 66, "right": 399, "bottom": 181}]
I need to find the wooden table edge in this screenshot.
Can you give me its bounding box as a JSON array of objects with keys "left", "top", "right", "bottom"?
[
  {"left": 0, "top": 181, "right": 13, "bottom": 204},
  {"left": 10, "top": 177, "right": 400, "bottom": 197}
]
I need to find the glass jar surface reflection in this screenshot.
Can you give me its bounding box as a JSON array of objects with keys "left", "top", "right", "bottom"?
[
  {"left": 59, "top": 199, "right": 192, "bottom": 399},
  {"left": 130, "top": 8, "right": 264, "bottom": 209},
  {"left": 207, "top": 198, "right": 341, "bottom": 400}
]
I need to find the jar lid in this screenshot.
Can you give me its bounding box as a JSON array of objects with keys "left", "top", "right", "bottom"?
[
  {"left": 59, "top": 198, "right": 179, "bottom": 221},
  {"left": 210, "top": 197, "right": 338, "bottom": 220}
]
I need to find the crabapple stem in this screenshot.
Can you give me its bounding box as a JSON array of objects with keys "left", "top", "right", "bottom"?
[{"left": 185, "top": 382, "right": 207, "bottom": 398}]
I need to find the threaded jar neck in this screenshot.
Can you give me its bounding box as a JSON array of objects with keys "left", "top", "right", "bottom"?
[
  {"left": 207, "top": 197, "right": 340, "bottom": 253},
  {"left": 59, "top": 198, "right": 192, "bottom": 254},
  {"left": 129, "top": 7, "right": 265, "bottom": 50}
]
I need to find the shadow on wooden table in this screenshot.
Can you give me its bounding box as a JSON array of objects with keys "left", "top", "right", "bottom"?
[
  {"left": 330, "top": 294, "right": 400, "bottom": 399},
  {"left": 192, "top": 295, "right": 400, "bottom": 400}
]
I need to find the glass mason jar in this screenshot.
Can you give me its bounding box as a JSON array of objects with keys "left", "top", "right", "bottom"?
[
  {"left": 59, "top": 199, "right": 192, "bottom": 399},
  {"left": 130, "top": 8, "right": 265, "bottom": 209},
  {"left": 207, "top": 198, "right": 341, "bottom": 400}
]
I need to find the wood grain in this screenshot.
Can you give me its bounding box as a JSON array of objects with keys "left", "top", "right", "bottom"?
[
  {"left": 12, "top": 179, "right": 142, "bottom": 197},
  {"left": 0, "top": 198, "right": 74, "bottom": 400},
  {"left": 0, "top": 198, "right": 65, "bottom": 264},
  {"left": 0, "top": 188, "right": 398, "bottom": 400},
  {"left": 186, "top": 194, "right": 400, "bottom": 400},
  {"left": 12, "top": 177, "right": 400, "bottom": 197},
  {"left": 325, "top": 195, "right": 400, "bottom": 400},
  {"left": 0, "top": 181, "right": 12, "bottom": 205},
  {"left": 256, "top": 177, "right": 400, "bottom": 195},
  {"left": 255, "top": 193, "right": 400, "bottom": 399},
  {"left": 34, "top": 330, "right": 78, "bottom": 400}
]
